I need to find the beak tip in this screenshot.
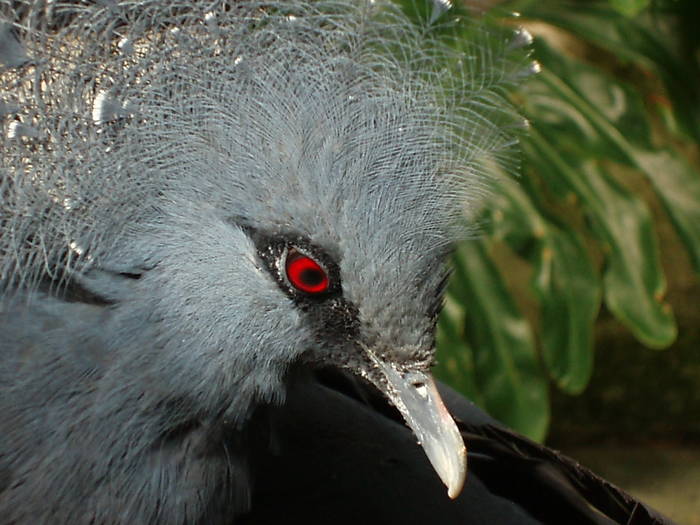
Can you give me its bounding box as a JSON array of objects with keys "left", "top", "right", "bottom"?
[{"left": 442, "top": 441, "right": 467, "bottom": 499}]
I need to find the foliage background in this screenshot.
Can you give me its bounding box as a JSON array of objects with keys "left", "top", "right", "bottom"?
[{"left": 428, "top": 0, "right": 700, "bottom": 443}]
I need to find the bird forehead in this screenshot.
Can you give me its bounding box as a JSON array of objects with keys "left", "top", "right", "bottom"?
[
  {"left": 153, "top": 73, "right": 457, "bottom": 243},
  {"left": 117, "top": 20, "right": 461, "bottom": 250}
]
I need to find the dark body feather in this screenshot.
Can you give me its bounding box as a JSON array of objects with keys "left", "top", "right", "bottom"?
[
  {"left": 241, "top": 371, "right": 674, "bottom": 525},
  {"left": 0, "top": 292, "right": 674, "bottom": 524}
]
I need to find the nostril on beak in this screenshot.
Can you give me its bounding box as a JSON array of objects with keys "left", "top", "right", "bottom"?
[{"left": 413, "top": 381, "right": 428, "bottom": 399}]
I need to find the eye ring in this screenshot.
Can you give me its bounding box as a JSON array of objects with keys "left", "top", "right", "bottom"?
[{"left": 284, "top": 247, "right": 330, "bottom": 294}]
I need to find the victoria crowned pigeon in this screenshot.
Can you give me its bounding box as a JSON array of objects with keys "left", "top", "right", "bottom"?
[{"left": 0, "top": 1, "right": 674, "bottom": 524}]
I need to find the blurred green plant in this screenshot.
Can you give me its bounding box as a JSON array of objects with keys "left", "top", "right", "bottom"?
[{"left": 432, "top": 0, "right": 700, "bottom": 441}]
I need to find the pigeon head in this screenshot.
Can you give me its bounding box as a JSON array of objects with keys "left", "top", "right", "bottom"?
[{"left": 1, "top": 0, "right": 527, "bottom": 501}]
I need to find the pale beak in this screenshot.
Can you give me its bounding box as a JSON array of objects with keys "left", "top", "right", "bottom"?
[{"left": 366, "top": 356, "right": 467, "bottom": 499}]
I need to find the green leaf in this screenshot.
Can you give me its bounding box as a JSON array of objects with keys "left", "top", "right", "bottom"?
[
  {"left": 446, "top": 240, "right": 549, "bottom": 441},
  {"left": 536, "top": 67, "right": 700, "bottom": 276},
  {"left": 488, "top": 178, "right": 600, "bottom": 394},
  {"left": 534, "top": 226, "right": 598, "bottom": 392},
  {"left": 434, "top": 297, "right": 484, "bottom": 406},
  {"left": 632, "top": 149, "right": 700, "bottom": 272},
  {"left": 609, "top": 0, "right": 651, "bottom": 17},
  {"left": 527, "top": 39, "right": 654, "bottom": 152},
  {"left": 513, "top": 2, "right": 700, "bottom": 143},
  {"left": 526, "top": 129, "right": 677, "bottom": 348}
]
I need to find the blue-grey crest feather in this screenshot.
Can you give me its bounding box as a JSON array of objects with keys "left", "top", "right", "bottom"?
[
  {"left": 0, "top": 1, "right": 531, "bottom": 522},
  {"left": 1, "top": 1, "right": 527, "bottom": 294}
]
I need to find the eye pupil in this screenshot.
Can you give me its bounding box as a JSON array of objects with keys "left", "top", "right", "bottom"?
[
  {"left": 286, "top": 251, "right": 330, "bottom": 294},
  {"left": 300, "top": 268, "right": 324, "bottom": 286}
]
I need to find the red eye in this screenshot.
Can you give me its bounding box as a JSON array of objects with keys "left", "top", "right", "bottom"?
[{"left": 285, "top": 250, "right": 329, "bottom": 294}]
